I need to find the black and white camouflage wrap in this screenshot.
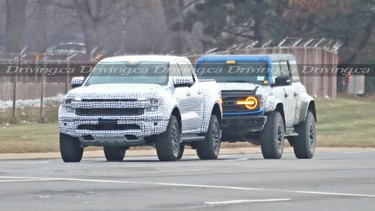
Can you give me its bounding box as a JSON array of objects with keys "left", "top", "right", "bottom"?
[{"left": 58, "top": 55, "right": 221, "bottom": 147}]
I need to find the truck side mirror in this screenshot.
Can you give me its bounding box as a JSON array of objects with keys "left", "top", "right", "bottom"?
[
  {"left": 71, "top": 76, "right": 85, "bottom": 88},
  {"left": 173, "top": 77, "right": 194, "bottom": 87},
  {"left": 275, "top": 75, "right": 291, "bottom": 86}
]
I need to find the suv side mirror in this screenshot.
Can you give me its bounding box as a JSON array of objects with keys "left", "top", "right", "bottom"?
[
  {"left": 275, "top": 75, "right": 291, "bottom": 86},
  {"left": 71, "top": 76, "right": 85, "bottom": 88},
  {"left": 173, "top": 77, "right": 194, "bottom": 87}
]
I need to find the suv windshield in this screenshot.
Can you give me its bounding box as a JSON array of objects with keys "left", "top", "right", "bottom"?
[
  {"left": 196, "top": 61, "right": 268, "bottom": 84},
  {"left": 85, "top": 61, "right": 169, "bottom": 85}
]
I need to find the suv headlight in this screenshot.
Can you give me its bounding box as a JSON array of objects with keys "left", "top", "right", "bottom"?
[{"left": 236, "top": 96, "right": 259, "bottom": 110}]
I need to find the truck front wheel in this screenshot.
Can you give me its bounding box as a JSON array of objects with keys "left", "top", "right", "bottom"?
[
  {"left": 104, "top": 146, "right": 126, "bottom": 162},
  {"left": 196, "top": 115, "right": 221, "bottom": 160},
  {"left": 290, "top": 111, "right": 316, "bottom": 159},
  {"left": 60, "top": 133, "right": 83, "bottom": 163},
  {"left": 260, "top": 111, "right": 285, "bottom": 159},
  {"left": 155, "top": 115, "right": 181, "bottom": 161}
]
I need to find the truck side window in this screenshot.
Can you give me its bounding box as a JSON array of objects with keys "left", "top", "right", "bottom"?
[
  {"left": 288, "top": 60, "right": 300, "bottom": 82},
  {"left": 169, "top": 63, "right": 183, "bottom": 77},
  {"left": 178, "top": 61, "right": 195, "bottom": 82}
]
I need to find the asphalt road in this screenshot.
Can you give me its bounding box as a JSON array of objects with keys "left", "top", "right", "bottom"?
[{"left": 1, "top": 150, "right": 375, "bottom": 211}]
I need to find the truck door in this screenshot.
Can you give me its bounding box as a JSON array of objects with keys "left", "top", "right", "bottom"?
[{"left": 177, "top": 61, "right": 204, "bottom": 132}]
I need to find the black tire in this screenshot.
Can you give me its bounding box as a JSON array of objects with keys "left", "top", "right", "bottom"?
[
  {"left": 177, "top": 144, "right": 184, "bottom": 160},
  {"left": 196, "top": 115, "right": 221, "bottom": 160},
  {"left": 104, "top": 146, "right": 126, "bottom": 162},
  {"left": 60, "top": 133, "right": 83, "bottom": 163},
  {"left": 290, "top": 111, "right": 316, "bottom": 159},
  {"left": 260, "top": 111, "right": 285, "bottom": 159},
  {"left": 155, "top": 115, "right": 181, "bottom": 161}
]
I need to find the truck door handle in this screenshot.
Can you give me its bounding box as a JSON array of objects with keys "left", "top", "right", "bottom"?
[
  {"left": 198, "top": 90, "right": 202, "bottom": 95},
  {"left": 294, "top": 92, "right": 299, "bottom": 97},
  {"left": 186, "top": 92, "right": 191, "bottom": 96},
  {"left": 284, "top": 93, "right": 289, "bottom": 98}
]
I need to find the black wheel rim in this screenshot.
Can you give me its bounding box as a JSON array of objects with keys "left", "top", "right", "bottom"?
[
  {"left": 308, "top": 123, "right": 315, "bottom": 149},
  {"left": 171, "top": 123, "right": 179, "bottom": 156},
  {"left": 277, "top": 123, "right": 283, "bottom": 150},
  {"left": 212, "top": 121, "right": 220, "bottom": 154}
]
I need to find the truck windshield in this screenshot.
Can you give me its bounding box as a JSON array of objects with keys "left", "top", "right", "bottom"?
[
  {"left": 196, "top": 61, "right": 268, "bottom": 84},
  {"left": 85, "top": 61, "right": 169, "bottom": 85}
]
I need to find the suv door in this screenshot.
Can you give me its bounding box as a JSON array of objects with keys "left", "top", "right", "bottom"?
[
  {"left": 177, "top": 61, "right": 204, "bottom": 132},
  {"left": 271, "top": 62, "right": 295, "bottom": 128},
  {"left": 280, "top": 61, "right": 297, "bottom": 127}
]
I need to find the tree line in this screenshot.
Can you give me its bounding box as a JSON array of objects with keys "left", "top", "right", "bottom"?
[{"left": 2, "top": 0, "right": 375, "bottom": 65}]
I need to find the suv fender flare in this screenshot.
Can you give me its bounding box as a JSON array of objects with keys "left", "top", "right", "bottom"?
[
  {"left": 263, "top": 96, "right": 283, "bottom": 113},
  {"left": 298, "top": 100, "right": 317, "bottom": 124}
]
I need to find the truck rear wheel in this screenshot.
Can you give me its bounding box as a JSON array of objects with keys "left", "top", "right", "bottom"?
[
  {"left": 155, "top": 115, "right": 181, "bottom": 161},
  {"left": 60, "top": 133, "right": 83, "bottom": 163},
  {"left": 290, "top": 111, "right": 316, "bottom": 159},
  {"left": 177, "top": 144, "right": 184, "bottom": 160},
  {"left": 104, "top": 146, "right": 126, "bottom": 162},
  {"left": 196, "top": 115, "right": 221, "bottom": 160},
  {"left": 260, "top": 111, "right": 285, "bottom": 159}
]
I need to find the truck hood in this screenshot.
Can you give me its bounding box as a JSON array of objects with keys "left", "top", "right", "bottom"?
[
  {"left": 66, "top": 84, "right": 166, "bottom": 100},
  {"left": 218, "top": 82, "right": 258, "bottom": 91}
]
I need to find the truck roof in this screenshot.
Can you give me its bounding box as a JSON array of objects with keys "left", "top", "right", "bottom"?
[
  {"left": 101, "top": 55, "right": 189, "bottom": 63},
  {"left": 196, "top": 54, "right": 296, "bottom": 62}
]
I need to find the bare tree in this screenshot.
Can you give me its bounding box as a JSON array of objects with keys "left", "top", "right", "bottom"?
[
  {"left": 5, "top": 0, "right": 27, "bottom": 53},
  {"left": 53, "top": 0, "right": 133, "bottom": 53}
]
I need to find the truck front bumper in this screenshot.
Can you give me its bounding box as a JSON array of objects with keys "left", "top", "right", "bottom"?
[{"left": 59, "top": 118, "right": 169, "bottom": 147}]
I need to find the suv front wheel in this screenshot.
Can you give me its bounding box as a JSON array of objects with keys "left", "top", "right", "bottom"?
[{"left": 260, "top": 111, "right": 285, "bottom": 159}]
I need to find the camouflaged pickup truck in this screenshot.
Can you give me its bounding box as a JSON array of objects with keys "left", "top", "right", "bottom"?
[
  {"left": 196, "top": 54, "right": 316, "bottom": 159},
  {"left": 59, "top": 55, "right": 222, "bottom": 162}
]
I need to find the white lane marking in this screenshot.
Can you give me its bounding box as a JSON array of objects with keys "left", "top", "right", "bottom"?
[
  {"left": 205, "top": 198, "right": 291, "bottom": 205},
  {"left": 2, "top": 176, "right": 375, "bottom": 198}
]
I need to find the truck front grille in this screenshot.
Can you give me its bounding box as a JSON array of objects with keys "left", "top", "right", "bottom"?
[
  {"left": 76, "top": 108, "right": 144, "bottom": 116},
  {"left": 78, "top": 124, "right": 141, "bottom": 131}
]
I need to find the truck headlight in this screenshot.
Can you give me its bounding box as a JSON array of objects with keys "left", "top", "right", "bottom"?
[
  {"left": 145, "top": 98, "right": 159, "bottom": 112},
  {"left": 62, "top": 96, "right": 80, "bottom": 113},
  {"left": 236, "top": 96, "right": 259, "bottom": 110}
]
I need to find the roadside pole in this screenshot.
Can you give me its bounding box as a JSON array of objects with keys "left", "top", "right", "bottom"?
[
  {"left": 11, "top": 47, "right": 27, "bottom": 124},
  {"left": 39, "top": 53, "right": 47, "bottom": 123}
]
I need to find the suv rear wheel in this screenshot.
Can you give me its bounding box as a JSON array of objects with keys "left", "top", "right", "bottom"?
[
  {"left": 260, "top": 111, "right": 285, "bottom": 159},
  {"left": 290, "top": 111, "right": 316, "bottom": 159}
]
